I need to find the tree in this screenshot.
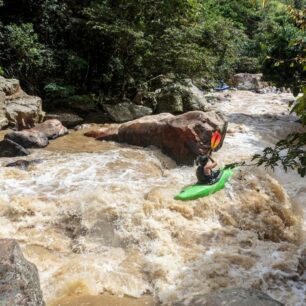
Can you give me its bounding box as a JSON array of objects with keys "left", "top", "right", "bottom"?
[{"left": 253, "top": 5, "right": 306, "bottom": 176}]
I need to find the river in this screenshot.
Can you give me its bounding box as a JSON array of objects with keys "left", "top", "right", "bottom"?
[{"left": 0, "top": 91, "right": 305, "bottom": 305}]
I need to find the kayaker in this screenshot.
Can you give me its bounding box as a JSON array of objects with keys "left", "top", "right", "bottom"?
[{"left": 196, "top": 154, "right": 220, "bottom": 184}]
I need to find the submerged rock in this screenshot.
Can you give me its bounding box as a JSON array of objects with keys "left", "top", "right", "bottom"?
[
  {"left": 5, "top": 159, "right": 42, "bottom": 170},
  {"left": 0, "top": 139, "right": 30, "bottom": 157},
  {"left": 0, "top": 239, "right": 45, "bottom": 306},
  {"left": 174, "top": 288, "right": 284, "bottom": 306},
  {"left": 86, "top": 111, "right": 225, "bottom": 165}
]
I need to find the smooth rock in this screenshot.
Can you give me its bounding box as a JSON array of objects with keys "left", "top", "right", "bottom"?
[
  {"left": 174, "top": 288, "right": 284, "bottom": 306},
  {"left": 0, "top": 239, "right": 45, "bottom": 306},
  {"left": 4, "top": 119, "right": 67, "bottom": 149},
  {"left": 87, "top": 111, "right": 225, "bottom": 165},
  {"left": 5, "top": 130, "right": 49, "bottom": 148},
  {"left": 0, "top": 139, "right": 30, "bottom": 157},
  {"left": 31, "top": 119, "right": 68, "bottom": 139}
]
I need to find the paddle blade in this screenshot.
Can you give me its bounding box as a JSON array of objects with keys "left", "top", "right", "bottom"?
[
  {"left": 210, "top": 130, "right": 222, "bottom": 150},
  {"left": 214, "top": 122, "right": 228, "bottom": 152}
]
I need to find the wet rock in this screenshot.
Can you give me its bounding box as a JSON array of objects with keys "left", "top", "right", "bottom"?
[
  {"left": 33, "top": 119, "right": 68, "bottom": 139},
  {"left": 174, "top": 288, "right": 284, "bottom": 306},
  {"left": 232, "top": 73, "right": 268, "bottom": 91},
  {"left": 104, "top": 102, "right": 153, "bottom": 123},
  {"left": 0, "top": 139, "right": 30, "bottom": 157},
  {"left": 87, "top": 111, "right": 225, "bottom": 165},
  {"left": 4, "top": 119, "right": 67, "bottom": 148},
  {"left": 5, "top": 130, "right": 49, "bottom": 148},
  {"left": 45, "top": 111, "right": 84, "bottom": 128},
  {"left": 0, "top": 76, "right": 44, "bottom": 130},
  {"left": 0, "top": 239, "right": 45, "bottom": 306},
  {"left": 5, "top": 159, "right": 42, "bottom": 170},
  {"left": 84, "top": 124, "right": 120, "bottom": 138}
]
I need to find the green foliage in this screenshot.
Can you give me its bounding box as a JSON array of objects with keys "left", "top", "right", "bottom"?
[
  {"left": 253, "top": 6, "right": 306, "bottom": 176},
  {"left": 0, "top": 22, "right": 55, "bottom": 91},
  {"left": 0, "top": 0, "right": 303, "bottom": 101},
  {"left": 44, "top": 83, "right": 76, "bottom": 99},
  {"left": 253, "top": 132, "right": 306, "bottom": 177}
]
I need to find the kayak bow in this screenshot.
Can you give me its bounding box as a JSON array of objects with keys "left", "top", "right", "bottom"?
[{"left": 175, "top": 164, "right": 237, "bottom": 201}]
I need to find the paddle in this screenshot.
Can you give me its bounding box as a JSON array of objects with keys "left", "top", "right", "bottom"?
[
  {"left": 207, "top": 129, "right": 222, "bottom": 156},
  {"left": 207, "top": 122, "right": 228, "bottom": 155}
]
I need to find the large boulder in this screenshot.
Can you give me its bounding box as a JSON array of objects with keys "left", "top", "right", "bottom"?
[
  {"left": 0, "top": 239, "right": 45, "bottom": 306},
  {"left": 103, "top": 102, "right": 153, "bottom": 123},
  {"left": 0, "top": 76, "right": 44, "bottom": 130},
  {"left": 0, "top": 139, "right": 30, "bottom": 157},
  {"left": 86, "top": 111, "right": 225, "bottom": 165},
  {"left": 134, "top": 76, "right": 207, "bottom": 115},
  {"left": 5, "top": 95, "right": 44, "bottom": 129},
  {"left": 0, "top": 91, "right": 8, "bottom": 129},
  {"left": 33, "top": 119, "right": 68, "bottom": 139},
  {"left": 154, "top": 80, "right": 207, "bottom": 114},
  {"left": 5, "top": 119, "right": 68, "bottom": 148},
  {"left": 174, "top": 288, "right": 284, "bottom": 306},
  {"left": 232, "top": 73, "right": 268, "bottom": 91},
  {"left": 5, "top": 130, "right": 49, "bottom": 148}
]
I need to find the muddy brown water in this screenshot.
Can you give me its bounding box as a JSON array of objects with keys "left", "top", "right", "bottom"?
[{"left": 0, "top": 91, "right": 305, "bottom": 306}]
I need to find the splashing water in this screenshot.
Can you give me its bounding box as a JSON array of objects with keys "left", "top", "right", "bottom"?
[{"left": 0, "top": 91, "right": 305, "bottom": 306}]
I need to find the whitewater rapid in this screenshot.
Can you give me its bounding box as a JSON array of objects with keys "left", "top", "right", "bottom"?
[{"left": 0, "top": 91, "right": 305, "bottom": 306}]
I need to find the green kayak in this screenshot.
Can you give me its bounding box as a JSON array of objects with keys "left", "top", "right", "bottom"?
[{"left": 175, "top": 165, "right": 237, "bottom": 201}]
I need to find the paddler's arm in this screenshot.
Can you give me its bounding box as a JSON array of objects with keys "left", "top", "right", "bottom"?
[{"left": 208, "top": 155, "right": 218, "bottom": 169}]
